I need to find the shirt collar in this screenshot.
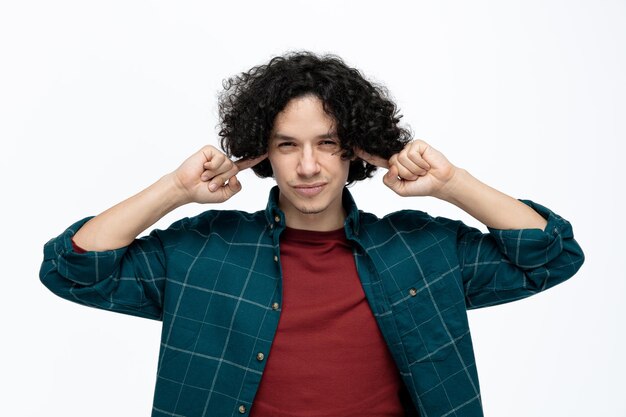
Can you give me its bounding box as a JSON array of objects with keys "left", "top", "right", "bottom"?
[{"left": 264, "top": 186, "right": 361, "bottom": 239}]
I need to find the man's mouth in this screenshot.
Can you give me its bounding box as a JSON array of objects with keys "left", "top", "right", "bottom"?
[{"left": 292, "top": 183, "right": 326, "bottom": 197}]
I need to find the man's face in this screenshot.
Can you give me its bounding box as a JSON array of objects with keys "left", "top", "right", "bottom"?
[{"left": 268, "top": 95, "right": 350, "bottom": 231}]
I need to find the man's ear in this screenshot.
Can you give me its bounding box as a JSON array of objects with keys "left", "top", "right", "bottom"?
[
  {"left": 351, "top": 147, "right": 364, "bottom": 161},
  {"left": 265, "top": 157, "right": 275, "bottom": 178},
  {"left": 353, "top": 148, "right": 389, "bottom": 169}
]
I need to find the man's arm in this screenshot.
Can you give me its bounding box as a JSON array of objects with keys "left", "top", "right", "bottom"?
[
  {"left": 433, "top": 168, "right": 547, "bottom": 230},
  {"left": 40, "top": 145, "right": 267, "bottom": 319},
  {"left": 357, "top": 140, "right": 583, "bottom": 308},
  {"left": 356, "top": 140, "right": 547, "bottom": 230},
  {"left": 73, "top": 146, "right": 267, "bottom": 251}
]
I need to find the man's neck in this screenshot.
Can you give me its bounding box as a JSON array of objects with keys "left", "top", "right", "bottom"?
[{"left": 282, "top": 208, "right": 347, "bottom": 231}]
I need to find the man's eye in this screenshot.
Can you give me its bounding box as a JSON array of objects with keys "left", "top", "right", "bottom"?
[{"left": 277, "top": 142, "right": 295, "bottom": 147}]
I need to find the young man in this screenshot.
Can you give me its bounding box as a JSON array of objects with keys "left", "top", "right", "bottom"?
[{"left": 40, "top": 52, "right": 584, "bottom": 417}]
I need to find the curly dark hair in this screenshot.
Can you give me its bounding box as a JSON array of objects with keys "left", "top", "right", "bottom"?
[{"left": 218, "top": 51, "right": 412, "bottom": 184}]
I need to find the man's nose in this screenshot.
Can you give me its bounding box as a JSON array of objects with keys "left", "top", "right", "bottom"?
[{"left": 296, "top": 147, "right": 321, "bottom": 177}]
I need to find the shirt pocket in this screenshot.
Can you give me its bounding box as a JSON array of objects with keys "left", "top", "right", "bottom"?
[{"left": 388, "top": 274, "right": 468, "bottom": 364}]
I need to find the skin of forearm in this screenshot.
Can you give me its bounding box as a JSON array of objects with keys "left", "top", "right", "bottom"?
[
  {"left": 72, "top": 173, "right": 189, "bottom": 251},
  {"left": 435, "top": 168, "right": 548, "bottom": 231}
]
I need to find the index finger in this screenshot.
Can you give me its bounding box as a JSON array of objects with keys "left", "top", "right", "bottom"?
[
  {"left": 354, "top": 148, "right": 390, "bottom": 169},
  {"left": 235, "top": 153, "right": 268, "bottom": 171}
]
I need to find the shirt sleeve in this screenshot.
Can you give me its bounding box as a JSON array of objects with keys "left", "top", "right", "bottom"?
[
  {"left": 39, "top": 216, "right": 187, "bottom": 320},
  {"left": 455, "top": 199, "right": 584, "bottom": 309}
]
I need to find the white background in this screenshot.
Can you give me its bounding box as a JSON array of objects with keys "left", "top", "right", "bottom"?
[{"left": 1, "top": 0, "right": 624, "bottom": 416}]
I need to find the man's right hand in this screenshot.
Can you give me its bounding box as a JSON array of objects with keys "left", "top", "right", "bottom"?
[
  {"left": 73, "top": 145, "right": 267, "bottom": 251},
  {"left": 171, "top": 145, "right": 267, "bottom": 205}
]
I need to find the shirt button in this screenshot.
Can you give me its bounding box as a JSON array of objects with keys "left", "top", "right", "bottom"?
[
  {"left": 238, "top": 405, "right": 246, "bottom": 414},
  {"left": 273, "top": 255, "right": 278, "bottom": 262},
  {"left": 256, "top": 352, "right": 265, "bottom": 361},
  {"left": 274, "top": 215, "right": 280, "bottom": 223},
  {"left": 272, "top": 302, "right": 280, "bottom": 310},
  {"left": 409, "top": 288, "right": 417, "bottom": 297}
]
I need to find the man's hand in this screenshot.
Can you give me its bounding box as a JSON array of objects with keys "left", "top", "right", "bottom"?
[
  {"left": 172, "top": 145, "right": 267, "bottom": 205},
  {"left": 356, "top": 139, "right": 548, "bottom": 230},
  {"left": 73, "top": 146, "right": 267, "bottom": 251},
  {"left": 356, "top": 140, "right": 458, "bottom": 199}
]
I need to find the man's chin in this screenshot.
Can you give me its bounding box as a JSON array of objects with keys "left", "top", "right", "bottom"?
[{"left": 294, "top": 205, "right": 326, "bottom": 216}]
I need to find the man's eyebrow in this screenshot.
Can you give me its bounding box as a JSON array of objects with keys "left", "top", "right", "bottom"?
[
  {"left": 271, "top": 133, "right": 297, "bottom": 141},
  {"left": 317, "top": 131, "right": 338, "bottom": 139},
  {"left": 271, "top": 131, "right": 338, "bottom": 140}
]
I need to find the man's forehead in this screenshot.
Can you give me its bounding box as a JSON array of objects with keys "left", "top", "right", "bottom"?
[{"left": 267, "top": 95, "right": 341, "bottom": 141}]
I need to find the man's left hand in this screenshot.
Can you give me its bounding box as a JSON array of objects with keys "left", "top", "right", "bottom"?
[{"left": 356, "top": 140, "right": 458, "bottom": 198}]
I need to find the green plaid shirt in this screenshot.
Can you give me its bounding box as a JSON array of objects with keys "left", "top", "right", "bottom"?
[{"left": 40, "top": 186, "right": 584, "bottom": 417}]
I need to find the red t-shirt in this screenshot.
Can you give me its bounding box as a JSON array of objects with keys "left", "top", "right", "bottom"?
[{"left": 250, "top": 227, "right": 404, "bottom": 417}]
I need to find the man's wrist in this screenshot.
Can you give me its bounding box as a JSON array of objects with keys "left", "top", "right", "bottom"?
[
  {"left": 433, "top": 167, "right": 470, "bottom": 203},
  {"left": 159, "top": 173, "right": 193, "bottom": 209}
]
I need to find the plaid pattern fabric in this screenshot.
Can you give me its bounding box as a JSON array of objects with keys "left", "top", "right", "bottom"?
[{"left": 40, "top": 186, "right": 584, "bottom": 417}]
